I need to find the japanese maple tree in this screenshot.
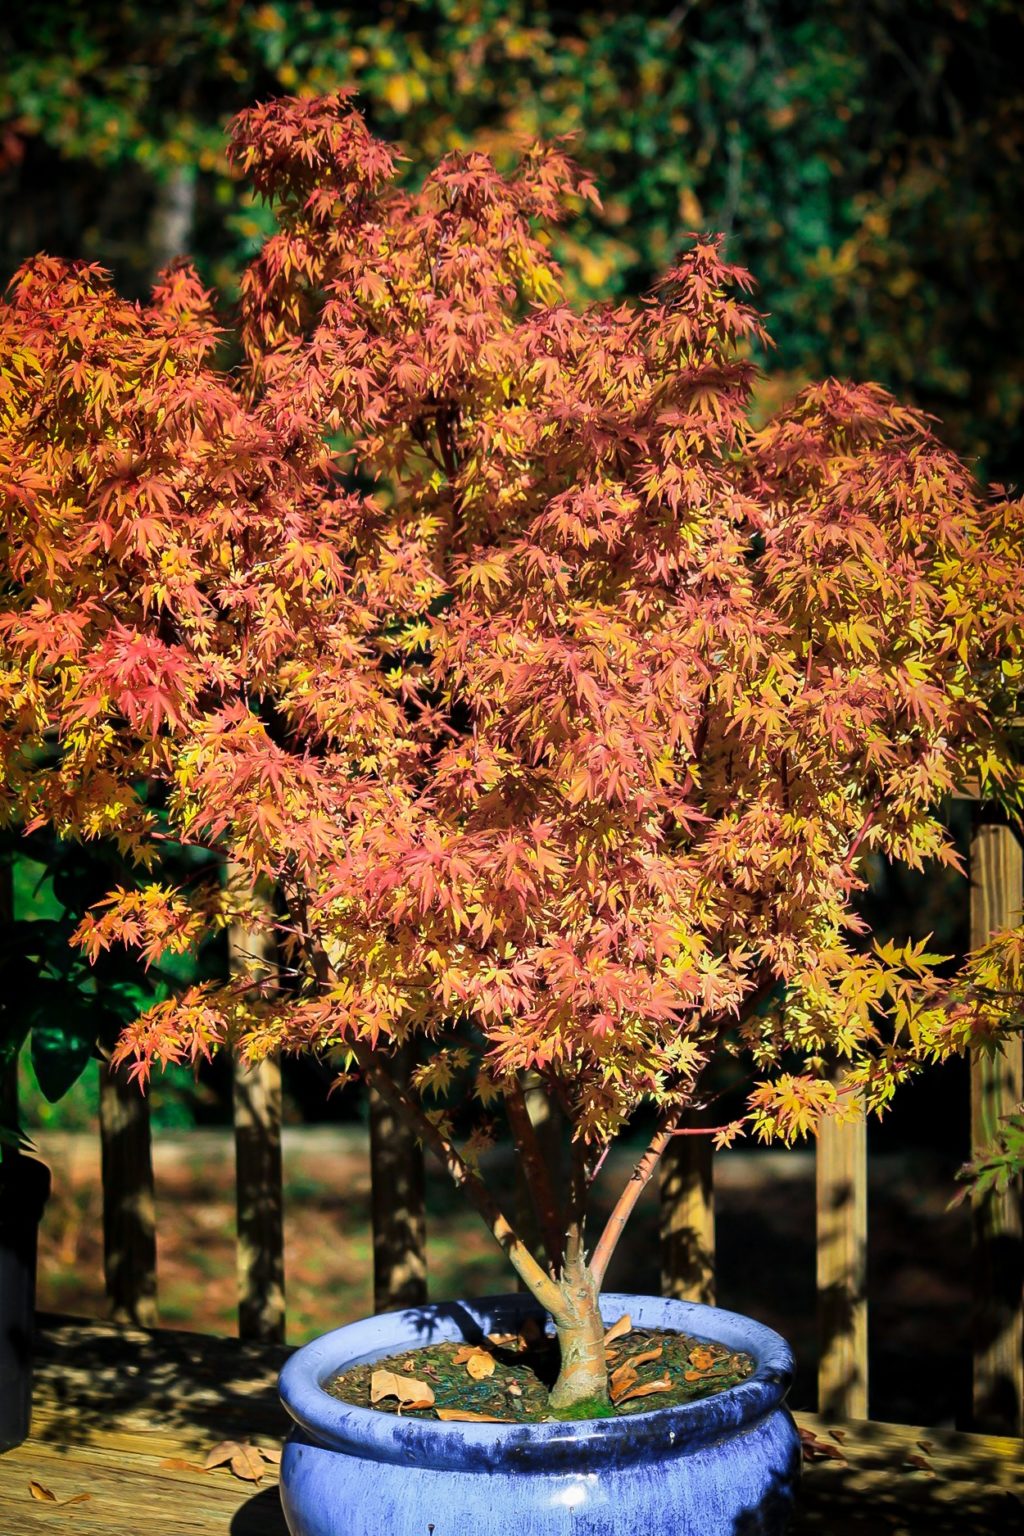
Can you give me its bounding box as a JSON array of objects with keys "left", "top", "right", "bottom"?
[{"left": 2, "top": 93, "right": 1024, "bottom": 1411}]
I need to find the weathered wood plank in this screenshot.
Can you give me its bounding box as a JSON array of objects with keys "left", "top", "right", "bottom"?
[
  {"left": 228, "top": 869, "right": 285, "bottom": 1345},
  {"left": 0, "top": 1438, "right": 285, "bottom": 1536},
  {"left": 659, "top": 1127, "right": 715, "bottom": 1304},
  {"left": 369, "top": 1043, "right": 427, "bottom": 1313},
  {"left": 99, "top": 1061, "right": 157, "bottom": 1327},
  {"left": 816, "top": 1096, "right": 868, "bottom": 1419},
  {"left": 969, "top": 816, "right": 1024, "bottom": 1437}
]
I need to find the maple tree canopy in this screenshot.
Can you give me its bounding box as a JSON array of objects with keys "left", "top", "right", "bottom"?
[{"left": 2, "top": 96, "right": 1024, "bottom": 1318}]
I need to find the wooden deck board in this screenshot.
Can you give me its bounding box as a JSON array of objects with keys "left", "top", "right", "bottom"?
[{"left": 1, "top": 1316, "right": 1020, "bottom": 1535}]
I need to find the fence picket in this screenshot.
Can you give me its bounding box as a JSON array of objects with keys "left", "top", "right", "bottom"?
[
  {"left": 99, "top": 1062, "right": 157, "bottom": 1327},
  {"left": 969, "top": 817, "right": 1024, "bottom": 1436},
  {"left": 659, "top": 1129, "right": 715, "bottom": 1304},
  {"left": 228, "top": 870, "right": 285, "bottom": 1344},
  {"left": 233, "top": 1055, "right": 286, "bottom": 1343},
  {"left": 816, "top": 1099, "right": 868, "bottom": 1418},
  {"left": 370, "top": 1044, "right": 427, "bottom": 1312}
]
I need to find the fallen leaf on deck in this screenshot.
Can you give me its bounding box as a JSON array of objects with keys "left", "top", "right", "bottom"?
[
  {"left": 27, "top": 1481, "right": 91, "bottom": 1507},
  {"left": 603, "top": 1315, "right": 632, "bottom": 1347},
  {"left": 905, "top": 1453, "right": 934, "bottom": 1475},
  {"left": 614, "top": 1374, "right": 673, "bottom": 1405},
  {"left": 436, "top": 1408, "right": 508, "bottom": 1422},
  {"left": 828, "top": 1429, "right": 847, "bottom": 1444},
  {"left": 798, "top": 1428, "right": 847, "bottom": 1464},
  {"left": 205, "top": 1441, "right": 242, "bottom": 1470},
  {"left": 231, "top": 1445, "right": 267, "bottom": 1483},
  {"left": 159, "top": 1457, "right": 208, "bottom": 1473},
  {"left": 371, "top": 1369, "right": 436, "bottom": 1410},
  {"left": 916, "top": 1440, "right": 934, "bottom": 1455},
  {"left": 259, "top": 1445, "right": 282, "bottom": 1466},
  {"left": 204, "top": 1439, "right": 272, "bottom": 1482}
]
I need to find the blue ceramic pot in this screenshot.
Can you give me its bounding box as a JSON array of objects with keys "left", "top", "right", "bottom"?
[{"left": 279, "top": 1292, "right": 800, "bottom": 1536}]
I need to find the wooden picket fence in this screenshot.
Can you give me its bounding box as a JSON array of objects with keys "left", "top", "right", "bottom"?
[{"left": 74, "top": 818, "right": 1024, "bottom": 1438}]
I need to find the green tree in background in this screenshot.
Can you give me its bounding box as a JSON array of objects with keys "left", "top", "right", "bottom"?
[{"left": 1, "top": 0, "right": 1022, "bottom": 478}]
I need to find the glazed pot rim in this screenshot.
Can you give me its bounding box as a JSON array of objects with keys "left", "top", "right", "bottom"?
[{"left": 278, "top": 1292, "right": 794, "bottom": 1473}]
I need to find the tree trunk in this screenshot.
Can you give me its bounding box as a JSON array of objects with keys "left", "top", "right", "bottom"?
[
  {"left": 148, "top": 165, "right": 196, "bottom": 279},
  {"left": 547, "top": 1258, "right": 609, "bottom": 1412}
]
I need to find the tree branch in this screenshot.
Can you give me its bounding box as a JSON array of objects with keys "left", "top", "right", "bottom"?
[
  {"left": 590, "top": 1111, "right": 681, "bottom": 1288},
  {"left": 589, "top": 967, "right": 782, "bottom": 1288},
  {"left": 348, "top": 1038, "right": 571, "bottom": 1322}
]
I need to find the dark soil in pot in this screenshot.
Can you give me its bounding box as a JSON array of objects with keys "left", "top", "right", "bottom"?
[{"left": 326, "top": 1317, "right": 755, "bottom": 1424}]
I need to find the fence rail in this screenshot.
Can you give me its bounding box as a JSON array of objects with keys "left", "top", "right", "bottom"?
[{"left": 54, "top": 817, "right": 1024, "bottom": 1439}]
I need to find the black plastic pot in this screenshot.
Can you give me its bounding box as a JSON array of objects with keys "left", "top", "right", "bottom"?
[{"left": 0, "top": 1153, "right": 51, "bottom": 1451}]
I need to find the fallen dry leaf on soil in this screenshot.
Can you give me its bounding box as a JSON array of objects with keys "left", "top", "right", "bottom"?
[
  {"left": 614, "top": 1374, "right": 673, "bottom": 1406},
  {"left": 435, "top": 1409, "right": 508, "bottom": 1423},
  {"left": 453, "top": 1344, "right": 497, "bottom": 1379},
  {"left": 609, "top": 1360, "right": 639, "bottom": 1400},
  {"left": 28, "top": 1481, "right": 90, "bottom": 1507},
  {"left": 370, "top": 1369, "right": 435, "bottom": 1411},
  {"left": 627, "top": 1345, "right": 663, "bottom": 1370},
  {"left": 603, "top": 1315, "right": 632, "bottom": 1347}
]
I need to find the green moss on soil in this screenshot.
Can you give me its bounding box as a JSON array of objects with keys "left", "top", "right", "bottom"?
[{"left": 327, "top": 1324, "right": 755, "bottom": 1424}]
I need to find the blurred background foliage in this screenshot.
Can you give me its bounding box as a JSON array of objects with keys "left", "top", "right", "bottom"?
[
  {"left": 3, "top": 0, "right": 1023, "bottom": 479},
  {"left": 1, "top": 0, "right": 1018, "bottom": 1132}
]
